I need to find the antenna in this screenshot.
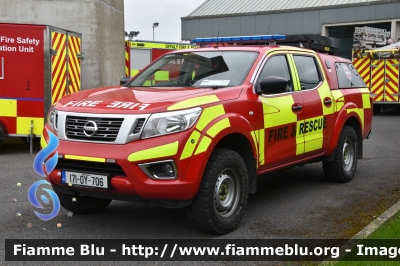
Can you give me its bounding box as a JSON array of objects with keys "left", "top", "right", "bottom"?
[
  {"left": 214, "top": 31, "right": 220, "bottom": 48},
  {"left": 264, "top": 26, "right": 270, "bottom": 45}
]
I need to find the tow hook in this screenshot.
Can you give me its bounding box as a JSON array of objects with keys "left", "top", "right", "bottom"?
[{"left": 366, "top": 129, "right": 372, "bottom": 139}]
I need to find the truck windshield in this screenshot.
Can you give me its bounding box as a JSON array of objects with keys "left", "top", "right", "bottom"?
[{"left": 127, "top": 51, "right": 258, "bottom": 88}]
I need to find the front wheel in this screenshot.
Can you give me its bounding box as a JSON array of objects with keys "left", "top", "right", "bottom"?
[
  {"left": 186, "top": 148, "right": 249, "bottom": 235},
  {"left": 323, "top": 125, "right": 358, "bottom": 183}
]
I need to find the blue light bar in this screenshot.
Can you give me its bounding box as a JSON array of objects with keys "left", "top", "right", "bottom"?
[{"left": 192, "top": 34, "right": 286, "bottom": 43}]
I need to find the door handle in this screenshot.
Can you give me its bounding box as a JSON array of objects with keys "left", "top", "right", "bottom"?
[
  {"left": 292, "top": 105, "right": 303, "bottom": 111},
  {"left": 324, "top": 98, "right": 332, "bottom": 106}
]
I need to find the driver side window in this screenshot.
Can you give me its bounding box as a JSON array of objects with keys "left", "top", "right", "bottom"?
[{"left": 256, "top": 55, "right": 293, "bottom": 93}]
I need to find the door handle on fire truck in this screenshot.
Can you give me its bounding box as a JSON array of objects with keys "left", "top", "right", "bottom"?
[
  {"left": 324, "top": 98, "right": 332, "bottom": 105},
  {"left": 292, "top": 105, "right": 302, "bottom": 111}
]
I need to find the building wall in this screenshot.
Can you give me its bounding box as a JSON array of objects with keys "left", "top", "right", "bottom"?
[
  {"left": 0, "top": 0, "right": 124, "bottom": 90},
  {"left": 181, "top": 2, "right": 400, "bottom": 40}
]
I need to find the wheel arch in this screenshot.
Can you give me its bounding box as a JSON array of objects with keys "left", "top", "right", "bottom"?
[
  {"left": 324, "top": 113, "right": 363, "bottom": 161},
  {"left": 214, "top": 133, "right": 257, "bottom": 194},
  {"left": 343, "top": 116, "right": 363, "bottom": 160},
  {"left": 186, "top": 113, "right": 259, "bottom": 196}
]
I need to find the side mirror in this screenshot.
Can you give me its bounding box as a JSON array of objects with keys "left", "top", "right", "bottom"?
[
  {"left": 120, "top": 77, "right": 131, "bottom": 86},
  {"left": 256, "top": 76, "right": 288, "bottom": 95}
]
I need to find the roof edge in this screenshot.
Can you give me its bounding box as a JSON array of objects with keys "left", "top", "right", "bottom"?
[{"left": 181, "top": 0, "right": 400, "bottom": 20}]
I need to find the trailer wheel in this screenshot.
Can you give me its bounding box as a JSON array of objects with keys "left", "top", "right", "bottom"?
[
  {"left": 55, "top": 190, "right": 112, "bottom": 214},
  {"left": 0, "top": 124, "right": 5, "bottom": 150},
  {"left": 186, "top": 148, "right": 248, "bottom": 235},
  {"left": 373, "top": 105, "right": 381, "bottom": 114},
  {"left": 323, "top": 125, "right": 358, "bottom": 183},
  {"left": 20, "top": 136, "right": 40, "bottom": 144}
]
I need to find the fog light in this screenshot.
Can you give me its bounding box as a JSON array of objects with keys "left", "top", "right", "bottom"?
[
  {"left": 138, "top": 160, "right": 177, "bottom": 180},
  {"left": 162, "top": 164, "right": 174, "bottom": 174}
]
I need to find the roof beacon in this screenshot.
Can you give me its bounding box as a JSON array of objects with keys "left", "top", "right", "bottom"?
[{"left": 192, "top": 34, "right": 286, "bottom": 46}]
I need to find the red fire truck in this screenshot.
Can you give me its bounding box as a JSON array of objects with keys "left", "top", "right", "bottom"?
[
  {"left": 352, "top": 27, "right": 400, "bottom": 113},
  {"left": 41, "top": 34, "right": 372, "bottom": 234},
  {"left": 0, "top": 23, "right": 82, "bottom": 151}
]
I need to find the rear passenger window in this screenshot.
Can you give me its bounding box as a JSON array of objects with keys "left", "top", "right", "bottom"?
[
  {"left": 335, "top": 63, "right": 366, "bottom": 88},
  {"left": 293, "top": 55, "right": 322, "bottom": 90}
]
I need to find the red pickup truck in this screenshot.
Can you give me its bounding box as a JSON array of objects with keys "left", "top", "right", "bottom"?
[{"left": 41, "top": 35, "right": 372, "bottom": 234}]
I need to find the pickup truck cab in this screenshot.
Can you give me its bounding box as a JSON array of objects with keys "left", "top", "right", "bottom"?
[{"left": 41, "top": 35, "right": 372, "bottom": 235}]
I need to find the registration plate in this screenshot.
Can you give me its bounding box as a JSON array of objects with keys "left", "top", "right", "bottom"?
[{"left": 62, "top": 171, "right": 108, "bottom": 189}]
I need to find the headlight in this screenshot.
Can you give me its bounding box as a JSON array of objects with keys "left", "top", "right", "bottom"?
[
  {"left": 142, "top": 107, "right": 202, "bottom": 139},
  {"left": 46, "top": 106, "right": 58, "bottom": 132}
]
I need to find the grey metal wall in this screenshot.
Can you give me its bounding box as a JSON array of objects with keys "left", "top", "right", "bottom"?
[
  {"left": 182, "top": 2, "right": 400, "bottom": 40},
  {"left": 0, "top": 0, "right": 124, "bottom": 90}
]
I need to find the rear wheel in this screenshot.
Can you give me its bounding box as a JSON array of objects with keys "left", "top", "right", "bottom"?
[
  {"left": 55, "top": 190, "right": 112, "bottom": 214},
  {"left": 323, "top": 125, "right": 358, "bottom": 183},
  {"left": 186, "top": 148, "right": 248, "bottom": 235}
]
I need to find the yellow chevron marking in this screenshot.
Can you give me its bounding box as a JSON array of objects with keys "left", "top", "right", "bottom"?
[
  {"left": 52, "top": 34, "right": 67, "bottom": 103},
  {"left": 68, "top": 36, "right": 80, "bottom": 93}
]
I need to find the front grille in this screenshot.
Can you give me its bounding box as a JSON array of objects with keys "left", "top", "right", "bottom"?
[
  {"left": 133, "top": 118, "right": 146, "bottom": 134},
  {"left": 66, "top": 116, "right": 124, "bottom": 142},
  {"left": 57, "top": 158, "right": 126, "bottom": 177}
]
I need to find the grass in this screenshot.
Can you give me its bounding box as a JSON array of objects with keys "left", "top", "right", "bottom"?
[{"left": 326, "top": 212, "right": 400, "bottom": 266}]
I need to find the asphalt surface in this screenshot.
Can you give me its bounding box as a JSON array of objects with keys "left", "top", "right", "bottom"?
[{"left": 1, "top": 109, "right": 400, "bottom": 265}]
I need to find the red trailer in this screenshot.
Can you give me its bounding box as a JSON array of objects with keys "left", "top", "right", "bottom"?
[{"left": 0, "top": 23, "right": 82, "bottom": 151}]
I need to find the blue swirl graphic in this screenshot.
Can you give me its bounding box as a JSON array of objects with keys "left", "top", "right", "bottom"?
[
  {"left": 29, "top": 128, "right": 61, "bottom": 221},
  {"left": 28, "top": 180, "right": 60, "bottom": 221},
  {"left": 33, "top": 128, "right": 59, "bottom": 177}
]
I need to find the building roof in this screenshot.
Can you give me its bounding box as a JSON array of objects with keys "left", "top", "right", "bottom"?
[{"left": 186, "top": 0, "right": 397, "bottom": 18}]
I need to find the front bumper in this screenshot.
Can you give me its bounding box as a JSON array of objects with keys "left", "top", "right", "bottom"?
[{"left": 42, "top": 125, "right": 203, "bottom": 202}]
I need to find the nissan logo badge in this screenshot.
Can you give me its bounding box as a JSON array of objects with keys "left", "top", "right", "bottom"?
[{"left": 83, "top": 120, "right": 98, "bottom": 137}]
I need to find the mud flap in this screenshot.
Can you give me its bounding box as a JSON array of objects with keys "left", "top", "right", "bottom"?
[{"left": 249, "top": 163, "right": 257, "bottom": 194}]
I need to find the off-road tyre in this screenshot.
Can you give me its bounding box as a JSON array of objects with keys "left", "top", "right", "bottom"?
[
  {"left": 55, "top": 190, "right": 112, "bottom": 214},
  {"left": 186, "top": 148, "right": 249, "bottom": 235},
  {"left": 323, "top": 125, "right": 358, "bottom": 183}
]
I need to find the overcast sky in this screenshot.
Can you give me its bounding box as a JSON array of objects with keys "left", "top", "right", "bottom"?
[{"left": 124, "top": 0, "right": 205, "bottom": 43}]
